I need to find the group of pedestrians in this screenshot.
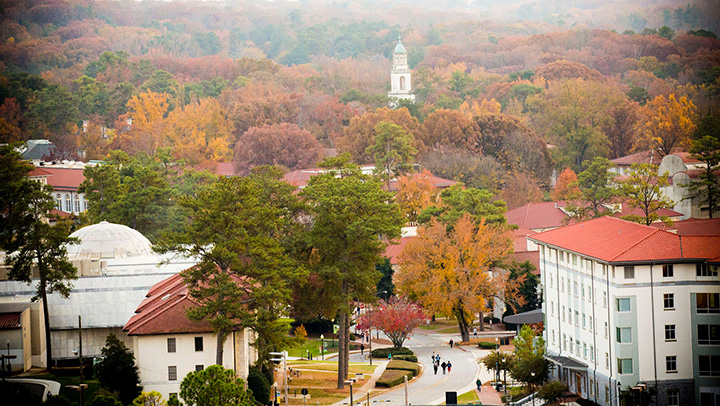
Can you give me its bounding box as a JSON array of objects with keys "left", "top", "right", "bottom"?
[{"left": 431, "top": 352, "right": 452, "bottom": 375}]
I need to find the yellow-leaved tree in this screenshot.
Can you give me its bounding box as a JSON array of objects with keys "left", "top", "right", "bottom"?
[
  {"left": 395, "top": 214, "right": 516, "bottom": 342},
  {"left": 165, "top": 98, "right": 235, "bottom": 165},
  {"left": 395, "top": 169, "right": 438, "bottom": 225},
  {"left": 635, "top": 93, "right": 696, "bottom": 156}
]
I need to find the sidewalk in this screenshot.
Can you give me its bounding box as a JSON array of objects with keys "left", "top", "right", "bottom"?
[{"left": 477, "top": 384, "right": 503, "bottom": 405}]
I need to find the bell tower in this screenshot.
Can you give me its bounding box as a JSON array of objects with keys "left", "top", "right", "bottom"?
[{"left": 388, "top": 36, "right": 415, "bottom": 106}]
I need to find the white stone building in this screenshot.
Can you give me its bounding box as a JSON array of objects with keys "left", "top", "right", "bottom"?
[
  {"left": 123, "top": 273, "right": 257, "bottom": 402},
  {"left": 388, "top": 36, "right": 415, "bottom": 105},
  {"left": 529, "top": 216, "right": 720, "bottom": 406}
]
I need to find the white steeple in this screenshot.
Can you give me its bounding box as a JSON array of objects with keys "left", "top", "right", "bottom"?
[{"left": 388, "top": 35, "right": 415, "bottom": 106}]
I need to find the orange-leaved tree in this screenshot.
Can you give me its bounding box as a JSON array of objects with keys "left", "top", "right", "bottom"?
[
  {"left": 395, "top": 214, "right": 514, "bottom": 342},
  {"left": 117, "top": 91, "right": 169, "bottom": 156},
  {"left": 395, "top": 169, "right": 438, "bottom": 224},
  {"left": 551, "top": 167, "right": 581, "bottom": 201}
]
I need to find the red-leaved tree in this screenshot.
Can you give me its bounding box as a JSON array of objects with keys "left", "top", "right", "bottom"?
[{"left": 357, "top": 297, "right": 429, "bottom": 348}]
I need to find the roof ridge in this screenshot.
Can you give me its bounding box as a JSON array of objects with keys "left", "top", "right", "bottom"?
[{"left": 125, "top": 294, "right": 188, "bottom": 334}]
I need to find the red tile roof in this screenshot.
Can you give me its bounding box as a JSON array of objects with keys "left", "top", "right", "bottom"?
[
  {"left": 384, "top": 236, "right": 414, "bottom": 265},
  {"left": 124, "top": 273, "right": 213, "bottom": 336},
  {"left": 0, "top": 312, "right": 22, "bottom": 329},
  {"left": 650, "top": 218, "right": 720, "bottom": 235},
  {"left": 506, "top": 201, "right": 572, "bottom": 231},
  {"left": 529, "top": 216, "right": 720, "bottom": 263},
  {"left": 42, "top": 167, "right": 85, "bottom": 191},
  {"left": 29, "top": 167, "right": 52, "bottom": 177},
  {"left": 611, "top": 150, "right": 661, "bottom": 166},
  {"left": 671, "top": 151, "right": 701, "bottom": 164}
]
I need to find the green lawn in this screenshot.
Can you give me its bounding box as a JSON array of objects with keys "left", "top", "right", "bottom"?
[
  {"left": 457, "top": 389, "right": 480, "bottom": 403},
  {"left": 285, "top": 338, "right": 361, "bottom": 358}
]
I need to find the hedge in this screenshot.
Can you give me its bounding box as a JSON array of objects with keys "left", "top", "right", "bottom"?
[
  {"left": 386, "top": 360, "right": 421, "bottom": 376},
  {"left": 392, "top": 354, "right": 418, "bottom": 362},
  {"left": 370, "top": 347, "right": 413, "bottom": 359},
  {"left": 375, "top": 369, "right": 413, "bottom": 388},
  {"left": 478, "top": 342, "right": 500, "bottom": 349}
]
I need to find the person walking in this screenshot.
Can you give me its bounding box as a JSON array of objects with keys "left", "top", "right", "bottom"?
[
  {"left": 433, "top": 360, "right": 439, "bottom": 375},
  {"left": 476, "top": 378, "right": 482, "bottom": 391},
  {"left": 447, "top": 361, "right": 452, "bottom": 373},
  {"left": 473, "top": 327, "right": 477, "bottom": 338},
  {"left": 441, "top": 361, "right": 447, "bottom": 375},
  {"left": 360, "top": 344, "right": 364, "bottom": 355},
  {"left": 449, "top": 339, "right": 454, "bottom": 349}
]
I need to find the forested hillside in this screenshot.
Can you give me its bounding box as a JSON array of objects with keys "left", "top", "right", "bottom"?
[{"left": 1, "top": 0, "right": 718, "bottom": 210}]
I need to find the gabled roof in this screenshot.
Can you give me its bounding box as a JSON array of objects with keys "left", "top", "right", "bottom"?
[
  {"left": 124, "top": 273, "right": 212, "bottom": 336},
  {"left": 506, "top": 201, "right": 572, "bottom": 231},
  {"left": 42, "top": 167, "right": 85, "bottom": 191},
  {"left": 611, "top": 150, "right": 661, "bottom": 166},
  {"left": 384, "top": 236, "right": 413, "bottom": 265},
  {"left": 529, "top": 216, "right": 720, "bottom": 264}
]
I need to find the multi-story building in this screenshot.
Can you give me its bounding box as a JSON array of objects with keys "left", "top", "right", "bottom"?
[{"left": 529, "top": 217, "right": 720, "bottom": 406}]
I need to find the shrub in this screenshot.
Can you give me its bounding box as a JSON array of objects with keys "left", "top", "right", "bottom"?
[
  {"left": 375, "top": 369, "right": 413, "bottom": 388},
  {"left": 247, "top": 365, "right": 270, "bottom": 406},
  {"left": 538, "top": 381, "right": 568, "bottom": 404},
  {"left": 294, "top": 324, "right": 307, "bottom": 341},
  {"left": 87, "top": 396, "right": 123, "bottom": 406},
  {"left": 393, "top": 354, "right": 418, "bottom": 362},
  {"left": 370, "top": 347, "right": 413, "bottom": 359},
  {"left": 478, "top": 341, "right": 499, "bottom": 349},
  {"left": 386, "top": 360, "right": 421, "bottom": 376}
]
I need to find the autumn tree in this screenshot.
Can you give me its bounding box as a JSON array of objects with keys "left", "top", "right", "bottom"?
[
  {"left": 602, "top": 99, "right": 640, "bottom": 159},
  {"left": 619, "top": 163, "right": 674, "bottom": 225},
  {"left": 366, "top": 121, "right": 417, "bottom": 189},
  {"left": 635, "top": 94, "right": 696, "bottom": 156},
  {"left": 165, "top": 98, "right": 235, "bottom": 165},
  {"left": 419, "top": 146, "right": 504, "bottom": 192},
  {"left": 337, "top": 107, "right": 421, "bottom": 164},
  {"left": 356, "top": 297, "right": 428, "bottom": 348},
  {"left": 299, "top": 157, "right": 403, "bottom": 388},
  {"left": 565, "top": 157, "right": 619, "bottom": 220},
  {"left": 685, "top": 135, "right": 720, "bottom": 218},
  {"left": 396, "top": 214, "right": 513, "bottom": 342},
  {"left": 233, "top": 123, "right": 323, "bottom": 175},
  {"left": 395, "top": 169, "right": 438, "bottom": 224},
  {"left": 157, "top": 168, "right": 304, "bottom": 366},
  {"left": 118, "top": 91, "right": 169, "bottom": 156},
  {"left": 500, "top": 172, "right": 543, "bottom": 210},
  {"left": 551, "top": 168, "right": 581, "bottom": 201},
  {"left": 418, "top": 108, "right": 477, "bottom": 151},
  {"left": 220, "top": 82, "right": 301, "bottom": 138}
]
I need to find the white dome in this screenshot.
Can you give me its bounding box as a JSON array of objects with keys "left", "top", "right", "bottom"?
[
  {"left": 67, "top": 221, "right": 153, "bottom": 260},
  {"left": 394, "top": 40, "right": 406, "bottom": 54}
]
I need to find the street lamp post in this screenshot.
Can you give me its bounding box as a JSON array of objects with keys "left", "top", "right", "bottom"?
[
  {"left": 494, "top": 337, "right": 500, "bottom": 387},
  {"left": 345, "top": 378, "right": 356, "bottom": 406},
  {"left": 530, "top": 371, "right": 536, "bottom": 406},
  {"left": 320, "top": 335, "right": 324, "bottom": 361}
]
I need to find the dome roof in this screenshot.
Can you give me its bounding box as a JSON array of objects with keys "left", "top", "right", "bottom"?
[
  {"left": 394, "top": 40, "right": 406, "bottom": 54},
  {"left": 67, "top": 221, "right": 153, "bottom": 260}
]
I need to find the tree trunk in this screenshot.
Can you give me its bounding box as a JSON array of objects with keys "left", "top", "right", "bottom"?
[
  {"left": 336, "top": 312, "right": 348, "bottom": 389},
  {"left": 454, "top": 304, "right": 470, "bottom": 342},
  {"left": 216, "top": 332, "right": 226, "bottom": 365},
  {"left": 40, "top": 276, "right": 52, "bottom": 371}
]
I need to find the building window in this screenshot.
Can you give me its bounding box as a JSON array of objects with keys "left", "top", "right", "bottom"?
[
  {"left": 697, "top": 293, "right": 720, "bottom": 313},
  {"left": 666, "top": 356, "right": 677, "bottom": 373},
  {"left": 561, "top": 277, "right": 564, "bottom": 292},
  {"left": 604, "top": 322, "right": 608, "bottom": 338},
  {"left": 167, "top": 338, "right": 176, "bottom": 353},
  {"left": 576, "top": 339, "right": 580, "bottom": 356},
  {"left": 74, "top": 196, "right": 80, "bottom": 212},
  {"left": 624, "top": 266, "right": 635, "bottom": 279},
  {"left": 699, "top": 355, "right": 720, "bottom": 376},
  {"left": 195, "top": 365, "right": 204, "bottom": 371},
  {"left": 560, "top": 251, "right": 564, "bottom": 262},
  {"left": 168, "top": 366, "right": 177, "bottom": 381},
  {"left": 605, "top": 353, "right": 609, "bottom": 369},
  {"left": 667, "top": 390, "right": 679, "bottom": 406},
  {"left": 616, "top": 297, "right": 631, "bottom": 312},
  {"left": 65, "top": 194, "right": 71, "bottom": 211},
  {"left": 602, "top": 264, "right": 607, "bottom": 277},
  {"left": 583, "top": 343, "right": 587, "bottom": 359},
  {"left": 582, "top": 314, "right": 586, "bottom": 329},
  {"left": 55, "top": 194, "right": 62, "bottom": 210},
  {"left": 697, "top": 264, "right": 719, "bottom": 277},
  {"left": 665, "top": 325, "right": 676, "bottom": 341},
  {"left": 563, "top": 334, "right": 567, "bottom": 350},
  {"left": 605, "top": 386, "right": 610, "bottom": 403},
  {"left": 570, "top": 339, "right": 574, "bottom": 353},
  {"left": 663, "top": 264, "right": 674, "bottom": 278},
  {"left": 589, "top": 316, "right": 593, "bottom": 332},
  {"left": 698, "top": 325, "right": 720, "bottom": 345},
  {"left": 589, "top": 379, "right": 594, "bottom": 396},
  {"left": 551, "top": 301, "right": 554, "bottom": 316},
  {"left": 195, "top": 336, "right": 204, "bottom": 351},
  {"left": 603, "top": 291, "right": 607, "bottom": 308},
  {"left": 574, "top": 281, "right": 578, "bottom": 296},
  {"left": 575, "top": 310, "right": 579, "bottom": 326},
  {"left": 549, "top": 276, "right": 553, "bottom": 288},
  {"left": 590, "top": 345, "right": 594, "bottom": 361},
  {"left": 616, "top": 327, "right": 632, "bottom": 343},
  {"left": 562, "top": 306, "right": 566, "bottom": 321},
  {"left": 664, "top": 293, "right": 675, "bottom": 310},
  {"left": 170, "top": 394, "right": 178, "bottom": 401},
  {"left": 617, "top": 358, "right": 633, "bottom": 374},
  {"left": 552, "top": 329, "right": 555, "bottom": 345},
  {"left": 567, "top": 278, "right": 571, "bottom": 293}
]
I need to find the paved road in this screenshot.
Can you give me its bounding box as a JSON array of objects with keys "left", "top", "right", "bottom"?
[{"left": 344, "top": 331, "right": 501, "bottom": 406}]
